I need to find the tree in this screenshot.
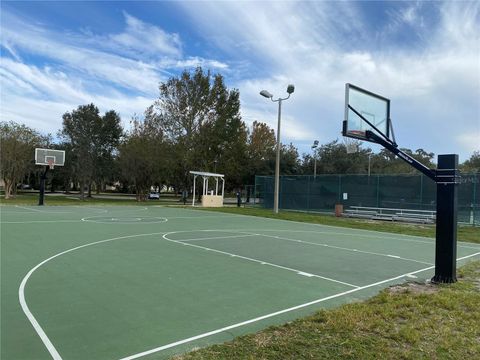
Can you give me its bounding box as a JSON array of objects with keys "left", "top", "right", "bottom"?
[
  {"left": 307, "top": 140, "right": 370, "bottom": 174},
  {"left": 50, "top": 142, "right": 76, "bottom": 192},
  {"left": 92, "top": 110, "right": 123, "bottom": 193},
  {"left": 117, "top": 111, "right": 166, "bottom": 201},
  {"left": 246, "top": 121, "right": 276, "bottom": 181},
  {"left": 280, "top": 143, "right": 301, "bottom": 175},
  {"left": 152, "top": 67, "right": 248, "bottom": 192},
  {"left": 60, "top": 104, "right": 122, "bottom": 198},
  {"left": 0, "top": 121, "right": 45, "bottom": 198},
  {"left": 461, "top": 151, "right": 480, "bottom": 173},
  {"left": 371, "top": 148, "right": 435, "bottom": 174}
]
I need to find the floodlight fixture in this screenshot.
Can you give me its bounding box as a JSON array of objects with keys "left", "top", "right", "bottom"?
[{"left": 260, "top": 90, "right": 273, "bottom": 98}]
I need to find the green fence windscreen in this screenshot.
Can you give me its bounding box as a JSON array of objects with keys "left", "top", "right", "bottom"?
[{"left": 255, "top": 173, "right": 479, "bottom": 226}]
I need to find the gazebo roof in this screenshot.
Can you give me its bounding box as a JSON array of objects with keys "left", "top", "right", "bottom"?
[{"left": 189, "top": 171, "right": 224, "bottom": 178}]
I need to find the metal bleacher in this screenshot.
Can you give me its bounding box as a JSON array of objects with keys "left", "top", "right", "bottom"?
[{"left": 342, "top": 206, "right": 436, "bottom": 224}]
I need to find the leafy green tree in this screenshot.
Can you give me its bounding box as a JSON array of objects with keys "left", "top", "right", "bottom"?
[
  {"left": 0, "top": 121, "right": 46, "bottom": 198},
  {"left": 50, "top": 142, "right": 76, "bottom": 192},
  {"left": 117, "top": 111, "right": 166, "bottom": 201},
  {"left": 246, "top": 121, "right": 276, "bottom": 181},
  {"left": 245, "top": 122, "right": 301, "bottom": 180},
  {"left": 371, "top": 148, "right": 435, "bottom": 174},
  {"left": 461, "top": 151, "right": 480, "bottom": 173},
  {"left": 308, "top": 140, "right": 370, "bottom": 174},
  {"left": 60, "top": 104, "right": 122, "bottom": 198},
  {"left": 280, "top": 143, "right": 301, "bottom": 175},
  {"left": 153, "top": 67, "right": 248, "bottom": 192},
  {"left": 92, "top": 110, "right": 123, "bottom": 193}
]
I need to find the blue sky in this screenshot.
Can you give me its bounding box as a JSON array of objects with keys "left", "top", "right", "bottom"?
[{"left": 1, "top": 1, "right": 479, "bottom": 162}]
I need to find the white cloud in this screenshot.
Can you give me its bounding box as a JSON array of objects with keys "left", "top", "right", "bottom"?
[
  {"left": 179, "top": 1, "right": 479, "bottom": 161},
  {"left": 0, "top": 16, "right": 164, "bottom": 95},
  {"left": 1, "top": 86, "right": 153, "bottom": 135},
  {"left": 109, "top": 12, "right": 182, "bottom": 58},
  {"left": 158, "top": 57, "right": 228, "bottom": 70},
  {"left": 0, "top": 9, "right": 230, "bottom": 135}
]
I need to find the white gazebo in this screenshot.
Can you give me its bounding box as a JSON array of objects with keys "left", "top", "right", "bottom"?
[{"left": 189, "top": 171, "right": 225, "bottom": 207}]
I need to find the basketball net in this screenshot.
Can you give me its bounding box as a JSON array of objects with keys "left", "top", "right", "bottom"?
[
  {"left": 343, "top": 136, "right": 361, "bottom": 154},
  {"left": 47, "top": 159, "right": 55, "bottom": 170}
]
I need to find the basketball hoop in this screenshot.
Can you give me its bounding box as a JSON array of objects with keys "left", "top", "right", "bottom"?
[{"left": 35, "top": 148, "right": 64, "bottom": 206}]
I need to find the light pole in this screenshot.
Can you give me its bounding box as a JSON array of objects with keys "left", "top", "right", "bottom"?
[
  {"left": 260, "top": 84, "right": 295, "bottom": 214},
  {"left": 311, "top": 140, "right": 319, "bottom": 178}
]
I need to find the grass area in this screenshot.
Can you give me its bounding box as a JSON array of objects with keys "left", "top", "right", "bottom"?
[
  {"left": 197, "top": 207, "right": 480, "bottom": 244},
  {"left": 175, "top": 260, "right": 480, "bottom": 360}
]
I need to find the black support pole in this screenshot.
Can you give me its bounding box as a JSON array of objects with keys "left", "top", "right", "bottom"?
[
  {"left": 431, "top": 154, "right": 459, "bottom": 283},
  {"left": 365, "top": 131, "right": 460, "bottom": 283},
  {"left": 38, "top": 166, "right": 49, "bottom": 206}
]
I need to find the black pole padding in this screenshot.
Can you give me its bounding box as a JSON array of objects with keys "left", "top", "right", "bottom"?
[
  {"left": 38, "top": 166, "right": 49, "bottom": 206},
  {"left": 431, "top": 154, "right": 459, "bottom": 284}
]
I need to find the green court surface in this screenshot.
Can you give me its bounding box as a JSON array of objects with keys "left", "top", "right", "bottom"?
[{"left": 2, "top": 205, "right": 479, "bottom": 360}]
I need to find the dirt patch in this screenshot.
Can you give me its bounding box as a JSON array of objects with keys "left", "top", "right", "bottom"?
[{"left": 388, "top": 281, "right": 440, "bottom": 295}]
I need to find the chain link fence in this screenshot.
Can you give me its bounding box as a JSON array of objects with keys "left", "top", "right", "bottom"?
[{"left": 254, "top": 173, "right": 479, "bottom": 226}]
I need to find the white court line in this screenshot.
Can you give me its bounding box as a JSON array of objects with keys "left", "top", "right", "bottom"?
[
  {"left": 15, "top": 205, "right": 45, "bottom": 213},
  {"left": 163, "top": 232, "right": 359, "bottom": 288},
  {"left": 240, "top": 228, "right": 480, "bottom": 250},
  {"left": 13, "top": 205, "right": 72, "bottom": 214},
  {"left": 172, "top": 229, "right": 433, "bottom": 265},
  {"left": 2, "top": 220, "right": 82, "bottom": 224},
  {"left": 167, "top": 215, "right": 236, "bottom": 220},
  {"left": 178, "top": 234, "right": 257, "bottom": 242},
  {"left": 81, "top": 217, "right": 168, "bottom": 224},
  {"left": 255, "top": 233, "right": 434, "bottom": 266},
  {"left": 19, "top": 231, "right": 168, "bottom": 360},
  {"left": 119, "top": 251, "right": 480, "bottom": 360},
  {"left": 73, "top": 206, "right": 108, "bottom": 213},
  {"left": 115, "top": 207, "right": 149, "bottom": 212},
  {"left": 198, "top": 211, "right": 480, "bottom": 249}
]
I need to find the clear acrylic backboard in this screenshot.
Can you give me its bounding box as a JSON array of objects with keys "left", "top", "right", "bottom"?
[
  {"left": 35, "top": 148, "right": 65, "bottom": 168},
  {"left": 343, "top": 83, "right": 391, "bottom": 142}
]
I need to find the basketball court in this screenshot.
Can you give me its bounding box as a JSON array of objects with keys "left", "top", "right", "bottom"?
[{"left": 2, "top": 205, "right": 479, "bottom": 359}]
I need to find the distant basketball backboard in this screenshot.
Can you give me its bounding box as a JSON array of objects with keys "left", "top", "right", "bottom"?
[
  {"left": 343, "top": 83, "right": 391, "bottom": 142},
  {"left": 35, "top": 148, "right": 65, "bottom": 168}
]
